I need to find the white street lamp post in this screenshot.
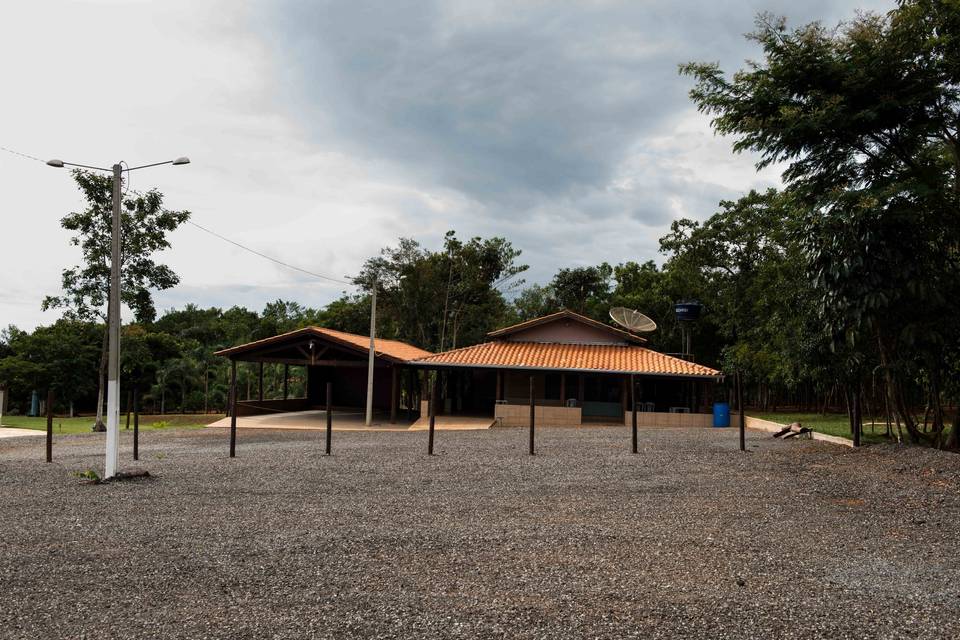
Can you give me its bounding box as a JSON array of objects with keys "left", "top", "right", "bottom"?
[{"left": 47, "top": 156, "right": 189, "bottom": 478}]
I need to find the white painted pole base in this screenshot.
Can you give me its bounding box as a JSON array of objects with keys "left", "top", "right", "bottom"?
[{"left": 105, "top": 379, "right": 120, "bottom": 479}]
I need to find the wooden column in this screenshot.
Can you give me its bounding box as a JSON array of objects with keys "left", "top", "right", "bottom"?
[
  {"left": 258, "top": 362, "right": 264, "bottom": 401},
  {"left": 496, "top": 370, "right": 503, "bottom": 402},
  {"left": 559, "top": 373, "right": 566, "bottom": 406},
  {"left": 621, "top": 377, "right": 628, "bottom": 413},
  {"left": 390, "top": 366, "right": 398, "bottom": 424},
  {"left": 578, "top": 374, "right": 585, "bottom": 404},
  {"left": 283, "top": 364, "right": 289, "bottom": 400}
]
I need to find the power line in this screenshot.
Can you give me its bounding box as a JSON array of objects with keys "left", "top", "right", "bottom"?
[
  {"left": 185, "top": 219, "right": 354, "bottom": 286},
  {"left": 4, "top": 142, "right": 353, "bottom": 287},
  {"left": 0, "top": 145, "right": 45, "bottom": 163}
]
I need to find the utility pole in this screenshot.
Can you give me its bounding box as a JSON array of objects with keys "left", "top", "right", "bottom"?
[
  {"left": 46, "top": 155, "right": 189, "bottom": 479},
  {"left": 365, "top": 274, "right": 377, "bottom": 426},
  {"left": 104, "top": 163, "right": 122, "bottom": 479}
]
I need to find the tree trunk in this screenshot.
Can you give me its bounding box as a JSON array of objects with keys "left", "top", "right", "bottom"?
[
  {"left": 203, "top": 368, "right": 209, "bottom": 414},
  {"left": 876, "top": 327, "right": 923, "bottom": 443}
]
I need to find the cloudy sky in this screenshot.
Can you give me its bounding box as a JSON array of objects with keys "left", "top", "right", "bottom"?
[{"left": 1, "top": 0, "right": 892, "bottom": 329}]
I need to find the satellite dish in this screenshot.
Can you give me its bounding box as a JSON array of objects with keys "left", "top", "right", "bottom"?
[{"left": 609, "top": 307, "right": 657, "bottom": 333}]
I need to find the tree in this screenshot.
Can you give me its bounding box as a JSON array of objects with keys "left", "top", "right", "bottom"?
[
  {"left": 682, "top": 1, "right": 960, "bottom": 446},
  {"left": 42, "top": 170, "right": 190, "bottom": 430},
  {"left": 353, "top": 231, "right": 528, "bottom": 351},
  {"left": 550, "top": 265, "right": 612, "bottom": 318}
]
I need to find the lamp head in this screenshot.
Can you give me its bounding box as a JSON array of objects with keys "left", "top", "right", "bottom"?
[
  {"left": 46, "top": 159, "right": 64, "bottom": 168},
  {"left": 172, "top": 156, "right": 190, "bottom": 166}
]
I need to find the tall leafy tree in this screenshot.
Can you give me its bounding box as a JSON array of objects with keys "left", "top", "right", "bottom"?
[
  {"left": 42, "top": 169, "right": 190, "bottom": 429},
  {"left": 681, "top": 1, "right": 960, "bottom": 446}
]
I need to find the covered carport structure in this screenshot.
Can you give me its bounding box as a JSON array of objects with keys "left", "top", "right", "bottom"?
[{"left": 214, "top": 327, "right": 432, "bottom": 425}]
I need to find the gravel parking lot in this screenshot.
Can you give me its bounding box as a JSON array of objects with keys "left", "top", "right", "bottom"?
[{"left": 1, "top": 426, "right": 959, "bottom": 639}]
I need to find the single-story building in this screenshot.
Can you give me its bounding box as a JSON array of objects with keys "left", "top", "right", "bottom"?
[
  {"left": 215, "top": 310, "right": 722, "bottom": 429},
  {"left": 214, "top": 326, "right": 431, "bottom": 423},
  {"left": 410, "top": 310, "right": 722, "bottom": 428}
]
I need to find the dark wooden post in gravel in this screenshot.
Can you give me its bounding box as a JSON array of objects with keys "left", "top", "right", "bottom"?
[
  {"left": 428, "top": 373, "right": 437, "bottom": 455},
  {"left": 630, "top": 374, "right": 638, "bottom": 454},
  {"left": 736, "top": 371, "right": 745, "bottom": 452},
  {"left": 325, "top": 382, "right": 333, "bottom": 455},
  {"left": 258, "top": 362, "right": 264, "bottom": 402},
  {"left": 852, "top": 386, "right": 862, "bottom": 448},
  {"left": 529, "top": 376, "right": 535, "bottom": 456},
  {"left": 390, "top": 366, "right": 398, "bottom": 424},
  {"left": 45, "top": 389, "right": 54, "bottom": 463},
  {"left": 133, "top": 385, "right": 140, "bottom": 461},
  {"left": 283, "top": 364, "right": 289, "bottom": 400},
  {"left": 229, "top": 359, "right": 238, "bottom": 458}
]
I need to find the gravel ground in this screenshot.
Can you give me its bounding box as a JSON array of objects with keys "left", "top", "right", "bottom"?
[{"left": 1, "top": 427, "right": 959, "bottom": 639}]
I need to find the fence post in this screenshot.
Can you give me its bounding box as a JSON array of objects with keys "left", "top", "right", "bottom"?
[
  {"left": 325, "top": 381, "right": 332, "bottom": 455},
  {"left": 529, "top": 376, "right": 535, "bottom": 456},
  {"left": 133, "top": 385, "right": 140, "bottom": 461},
  {"left": 229, "top": 359, "right": 238, "bottom": 458},
  {"left": 737, "top": 371, "right": 745, "bottom": 452},
  {"left": 631, "top": 374, "right": 637, "bottom": 454},
  {"left": 45, "top": 389, "right": 54, "bottom": 463},
  {"left": 428, "top": 373, "right": 436, "bottom": 455}
]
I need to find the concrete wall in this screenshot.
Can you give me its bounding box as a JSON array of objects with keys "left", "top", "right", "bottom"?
[
  {"left": 494, "top": 403, "right": 582, "bottom": 427},
  {"left": 623, "top": 411, "right": 714, "bottom": 429}
]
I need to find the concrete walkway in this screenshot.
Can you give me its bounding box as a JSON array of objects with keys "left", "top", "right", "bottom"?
[
  {"left": 208, "top": 409, "right": 495, "bottom": 432},
  {"left": 208, "top": 410, "right": 415, "bottom": 432},
  {"left": 0, "top": 427, "right": 44, "bottom": 439}
]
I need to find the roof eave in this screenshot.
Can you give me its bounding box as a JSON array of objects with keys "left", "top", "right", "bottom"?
[{"left": 407, "top": 359, "right": 722, "bottom": 380}]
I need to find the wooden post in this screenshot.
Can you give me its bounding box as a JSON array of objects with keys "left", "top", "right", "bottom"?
[
  {"left": 125, "top": 390, "right": 132, "bottom": 430},
  {"left": 578, "top": 374, "right": 585, "bottom": 404},
  {"left": 621, "top": 377, "right": 628, "bottom": 414},
  {"left": 529, "top": 376, "right": 535, "bottom": 456},
  {"left": 390, "top": 366, "right": 398, "bottom": 424},
  {"left": 737, "top": 371, "right": 745, "bottom": 452},
  {"left": 406, "top": 369, "right": 413, "bottom": 422},
  {"left": 852, "top": 385, "right": 862, "bottom": 448},
  {"left": 133, "top": 385, "right": 140, "bottom": 461},
  {"left": 230, "top": 360, "right": 238, "bottom": 458},
  {"left": 496, "top": 370, "right": 503, "bottom": 402},
  {"left": 283, "top": 364, "right": 289, "bottom": 400},
  {"left": 428, "top": 373, "right": 437, "bottom": 455},
  {"left": 258, "top": 362, "right": 264, "bottom": 401},
  {"left": 631, "top": 374, "right": 637, "bottom": 454},
  {"left": 559, "top": 373, "right": 566, "bottom": 406},
  {"left": 45, "top": 389, "right": 54, "bottom": 463},
  {"left": 325, "top": 381, "right": 332, "bottom": 455}
]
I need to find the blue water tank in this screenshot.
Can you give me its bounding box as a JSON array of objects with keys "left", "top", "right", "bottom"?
[
  {"left": 713, "top": 402, "right": 730, "bottom": 428},
  {"left": 675, "top": 302, "right": 703, "bottom": 322}
]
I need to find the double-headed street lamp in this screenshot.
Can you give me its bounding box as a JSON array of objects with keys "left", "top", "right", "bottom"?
[{"left": 47, "top": 156, "right": 190, "bottom": 479}]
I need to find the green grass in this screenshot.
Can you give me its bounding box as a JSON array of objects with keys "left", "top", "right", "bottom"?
[
  {"left": 750, "top": 412, "right": 896, "bottom": 445},
  {"left": 0, "top": 414, "right": 223, "bottom": 435}
]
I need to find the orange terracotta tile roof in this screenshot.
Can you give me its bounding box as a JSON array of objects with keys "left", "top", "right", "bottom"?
[
  {"left": 215, "top": 326, "right": 432, "bottom": 363},
  {"left": 412, "top": 341, "right": 720, "bottom": 378}
]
